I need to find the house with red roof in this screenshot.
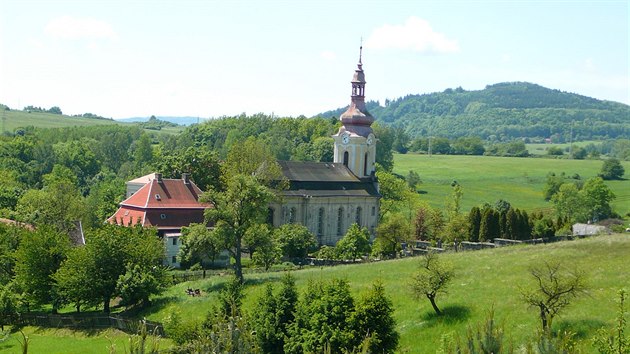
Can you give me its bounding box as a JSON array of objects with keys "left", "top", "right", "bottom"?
[{"left": 108, "top": 172, "right": 210, "bottom": 267}]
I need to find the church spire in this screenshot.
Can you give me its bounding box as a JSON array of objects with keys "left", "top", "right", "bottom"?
[{"left": 339, "top": 45, "right": 374, "bottom": 133}]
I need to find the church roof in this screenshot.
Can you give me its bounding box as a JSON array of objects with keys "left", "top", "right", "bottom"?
[
  {"left": 279, "top": 161, "right": 359, "bottom": 182},
  {"left": 278, "top": 160, "right": 380, "bottom": 197}
]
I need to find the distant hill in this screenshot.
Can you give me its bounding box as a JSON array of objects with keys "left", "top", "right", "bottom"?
[
  {"left": 0, "top": 105, "right": 121, "bottom": 132},
  {"left": 117, "top": 116, "right": 209, "bottom": 126},
  {"left": 318, "top": 82, "right": 630, "bottom": 141}
]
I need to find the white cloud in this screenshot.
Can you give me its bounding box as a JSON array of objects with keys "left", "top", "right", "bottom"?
[
  {"left": 45, "top": 16, "right": 117, "bottom": 40},
  {"left": 365, "top": 16, "right": 459, "bottom": 54},
  {"left": 320, "top": 50, "right": 336, "bottom": 60}
]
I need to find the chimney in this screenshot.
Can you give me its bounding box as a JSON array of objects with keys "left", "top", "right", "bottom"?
[
  {"left": 182, "top": 173, "right": 190, "bottom": 184},
  {"left": 155, "top": 173, "right": 163, "bottom": 183}
]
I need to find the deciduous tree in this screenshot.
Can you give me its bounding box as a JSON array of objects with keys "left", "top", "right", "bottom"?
[
  {"left": 410, "top": 252, "right": 454, "bottom": 315},
  {"left": 335, "top": 223, "right": 371, "bottom": 261}
]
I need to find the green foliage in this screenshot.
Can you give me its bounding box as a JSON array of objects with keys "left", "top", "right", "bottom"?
[
  {"left": 547, "top": 146, "right": 564, "bottom": 156},
  {"left": 272, "top": 224, "right": 317, "bottom": 260},
  {"left": 0, "top": 223, "right": 23, "bottom": 285},
  {"left": 202, "top": 174, "right": 276, "bottom": 282},
  {"left": 285, "top": 279, "right": 355, "bottom": 353},
  {"left": 163, "top": 311, "right": 200, "bottom": 346},
  {"left": 351, "top": 281, "right": 399, "bottom": 353},
  {"left": 248, "top": 224, "right": 280, "bottom": 271},
  {"left": 520, "top": 261, "right": 587, "bottom": 332},
  {"left": 373, "top": 213, "right": 412, "bottom": 258},
  {"left": 321, "top": 82, "right": 630, "bottom": 141},
  {"left": 372, "top": 122, "right": 395, "bottom": 171},
  {"left": 479, "top": 207, "right": 499, "bottom": 242},
  {"left": 467, "top": 207, "right": 482, "bottom": 242},
  {"left": 410, "top": 252, "right": 455, "bottom": 315},
  {"left": 600, "top": 158, "right": 625, "bottom": 180},
  {"left": 581, "top": 177, "right": 616, "bottom": 221},
  {"left": 376, "top": 168, "right": 419, "bottom": 220},
  {"left": 250, "top": 274, "right": 298, "bottom": 353},
  {"left": 0, "top": 282, "right": 18, "bottom": 331},
  {"left": 406, "top": 170, "right": 421, "bottom": 190},
  {"left": 183, "top": 312, "right": 259, "bottom": 354},
  {"left": 154, "top": 146, "right": 222, "bottom": 191},
  {"left": 14, "top": 226, "right": 69, "bottom": 311},
  {"left": 335, "top": 223, "right": 371, "bottom": 261},
  {"left": 116, "top": 264, "right": 168, "bottom": 308},
  {"left": 593, "top": 289, "right": 629, "bottom": 354},
  {"left": 178, "top": 223, "right": 222, "bottom": 268},
  {"left": 219, "top": 276, "right": 244, "bottom": 318},
  {"left": 55, "top": 225, "right": 165, "bottom": 313}
]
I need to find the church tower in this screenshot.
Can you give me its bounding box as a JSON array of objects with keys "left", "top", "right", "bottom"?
[{"left": 333, "top": 46, "right": 376, "bottom": 179}]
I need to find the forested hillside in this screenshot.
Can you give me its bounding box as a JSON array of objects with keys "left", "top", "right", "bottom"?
[{"left": 319, "top": 82, "right": 630, "bottom": 141}]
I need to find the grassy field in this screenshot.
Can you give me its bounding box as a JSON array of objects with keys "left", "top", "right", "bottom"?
[
  {"left": 130, "top": 234, "right": 630, "bottom": 353},
  {"left": 0, "top": 109, "right": 185, "bottom": 134},
  {"left": 0, "top": 109, "right": 121, "bottom": 131},
  {"left": 0, "top": 327, "right": 173, "bottom": 354},
  {"left": 393, "top": 154, "right": 630, "bottom": 216}
]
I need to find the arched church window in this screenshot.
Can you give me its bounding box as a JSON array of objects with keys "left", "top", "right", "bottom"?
[
  {"left": 267, "top": 207, "right": 275, "bottom": 226},
  {"left": 289, "top": 207, "right": 297, "bottom": 223},
  {"left": 317, "top": 208, "right": 325, "bottom": 237},
  {"left": 356, "top": 207, "right": 362, "bottom": 226},
  {"left": 363, "top": 152, "right": 368, "bottom": 176},
  {"left": 343, "top": 151, "right": 349, "bottom": 167},
  {"left": 337, "top": 207, "right": 344, "bottom": 236}
]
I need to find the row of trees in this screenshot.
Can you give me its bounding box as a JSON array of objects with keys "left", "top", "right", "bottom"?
[
  {"left": 165, "top": 274, "right": 399, "bottom": 353},
  {"left": 0, "top": 223, "right": 167, "bottom": 320}
]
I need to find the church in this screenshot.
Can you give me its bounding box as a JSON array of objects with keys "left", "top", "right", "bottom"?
[
  {"left": 108, "top": 49, "right": 380, "bottom": 267},
  {"left": 269, "top": 48, "right": 381, "bottom": 245}
]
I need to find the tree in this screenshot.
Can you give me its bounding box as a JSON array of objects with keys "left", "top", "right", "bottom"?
[
  {"left": 273, "top": 224, "right": 317, "bottom": 260},
  {"left": 467, "top": 206, "right": 482, "bottom": 242},
  {"left": 599, "top": 158, "right": 625, "bottom": 180},
  {"left": 154, "top": 146, "right": 222, "bottom": 191},
  {"left": 351, "top": 281, "right": 399, "bottom": 353},
  {"left": 410, "top": 252, "right": 454, "bottom": 315},
  {"left": 373, "top": 213, "right": 412, "bottom": 258},
  {"left": 248, "top": 225, "right": 280, "bottom": 271},
  {"left": 551, "top": 183, "right": 587, "bottom": 223},
  {"left": 479, "top": 207, "right": 499, "bottom": 242},
  {"left": 133, "top": 133, "right": 154, "bottom": 167},
  {"left": 286, "top": 279, "right": 355, "bottom": 353},
  {"left": 376, "top": 169, "right": 418, "bottom": 221},
  {"left": 116, "top": 263, "right": 168, "bottom": 308},
  {"left": 55, "top": 224, "right": 165, "bottom": 313},
  {"left": 543, "top": 172, "right": 567, "bottom": 201},
  {"left": 178, "top": 223, "right": 222, "bottom": 268},
  {"left": 0, "top": 283, "right": 18, "bottom": 331},
  {"left": 14, "top": 226, "right": 69, "bottom": 312},
  {"left": 16, "top": 165, "right": 86, "bottom": 233},
  {"left": 406, "top": 170, "right": 421, "bottom": 191},
  {"left": 372, "top": 123, "right": 394, "bottom": 171},
  {"left": 251, "top": 274, "right": 298, "bottom": 353},
  {"left": 335, "top": 223, "right": 371, "bottom": 261},
  {"left": 521, "top": 261, "right": 587, "bottom": 332},
  {"left": 581, "top": 177, "right": 616, "bottom": 222},
  {"left": 202, "top": 174, "right": 276, "bottom": 283},
  {"left": 445, "top": 183, "right": 463, "bottom": 220}
]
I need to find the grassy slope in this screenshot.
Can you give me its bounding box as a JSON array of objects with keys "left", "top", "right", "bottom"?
[
  {"left": 137, "top": 234, "right": 630, "bottom": 353},
  {"left": 393, "top": 154, "right": 630, "bottom": 215},
  {"left": 0, "top": 110, "right": 120, "bottom": 131}
]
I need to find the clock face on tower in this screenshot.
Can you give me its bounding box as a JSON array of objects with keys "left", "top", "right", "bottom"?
[{"left": 342, "top": 133, "right": 350, "bottom": 145}]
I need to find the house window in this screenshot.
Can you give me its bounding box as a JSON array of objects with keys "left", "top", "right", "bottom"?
[
  {"left": 160, "top": 214, "right": 167, "bottom": 220},
  {"left": 356, "top": 207, "right": 362, "bottom": 226},
  {"left": 317, "top": 208, "right": 325, "bottom": 237},
  {"left": 172, "top": 237, "right": 177, "bottom": 246},
  {"left": 289, "top": 207, "right": 297, "bottom": 223},
  {"left": 172, "top": 256, "right": 177, "bottom": 264},
  {"left": 343, "top": 151, "right": 349, "bottom": 167},
  {"left": 371, "top": 206, "right": 376, "bottom": 216},
  {"left": 363, "top": 152, "right": 368, "bottom": 176},
  {"left": 337, "top": 207, "right": 344, "bottom": 236}
]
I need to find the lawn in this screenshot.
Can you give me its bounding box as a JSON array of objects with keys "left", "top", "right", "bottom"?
[
  {"left": 0, "top": 327, "right": 173, "bottom": 354},
  {"left": 137, "top": 234, "right": 630, "bottom": 353},
  {"left": 393, "top": 154, "right": 630, "bottom": 216}
]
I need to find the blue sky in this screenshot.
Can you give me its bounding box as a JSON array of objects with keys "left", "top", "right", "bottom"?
[{"left": 1, "top": 0, "right": 628, "bottom": 119}]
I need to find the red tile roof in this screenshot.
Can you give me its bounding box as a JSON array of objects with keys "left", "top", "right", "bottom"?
[
  {"left": 108, "top": 177, "right": 212, "bottom": 230},
  {"left": 121, "top": 178, "right": 209, "bottom": 209}
]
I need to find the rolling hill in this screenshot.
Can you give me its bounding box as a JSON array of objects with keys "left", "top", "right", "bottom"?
[{"left": 319, "top": 82, "right": 630, "bottom": 141}]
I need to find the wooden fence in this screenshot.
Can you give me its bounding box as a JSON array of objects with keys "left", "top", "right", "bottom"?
[{"left": 13, "top": 313, "right": 164, "bottom": 336}]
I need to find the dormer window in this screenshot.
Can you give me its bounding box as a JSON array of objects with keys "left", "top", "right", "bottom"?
[
  {"left": 155, "top": 194, "right": 161, "bottom": 201},
  {"left": 160, "top": 214, "right": 167, "bottom": 220}
]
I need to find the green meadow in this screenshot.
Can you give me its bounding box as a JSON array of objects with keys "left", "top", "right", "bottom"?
[
  {"left": 526, "top": 141, "right": 601, "bottom": 156},
  {"left": 123, "top": 234, "right": 629, "bottom": 353},
  {"left": 393, "top": 154, "right": 630, "bottom": 215},
  {"left": 0, "top": 110, "right": 120, "bottom": 131}
]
